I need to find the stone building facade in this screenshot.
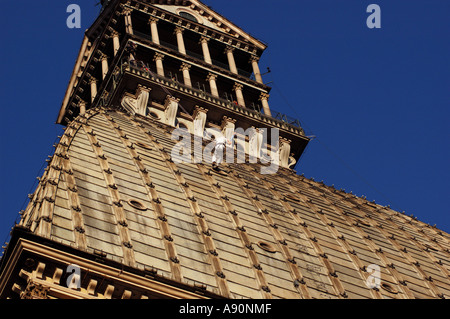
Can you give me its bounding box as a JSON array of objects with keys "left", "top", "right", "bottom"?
[{"left": 0, "top": 0, "right": 449, "bottom": 299}]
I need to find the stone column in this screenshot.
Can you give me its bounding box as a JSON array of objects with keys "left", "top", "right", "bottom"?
[
  {"left": 259, "top": 93, "right": 272, "bottom": 117},
  {"left": 250, "top": 56, "right": 263, "bottom": 84},
  {"left": 207, "top": 73, "right": 219, "bottom": 97},
  {"left": 89, "top": 77, "right": 97, "bottom": 104},
  {"left": 101, "top": 54, "right": 109, "bottom": 80},
  {"left": 153, "top": 53, "right": 165, "bottom": 77},
  {"left": 149, "top": 17, "right": 160, "bottom": 45},
  {"left": 112, "top": 31, "right": 120, "bottom": 57},
  {"left": 123, "top": 8, "right": 133, "bottom": 35},
  {"left": 174, "top": 27, "right": 186, "bottom": 55},
  {"left": 225, "top": 46, "right": 238, "bottom": 74},
  {"left": 199, "top": 36, "right": 212, "bottom": 64},
  {"left": 233, "top": 83, "right": 245, "bottom": 107},
  {"left": 180, "top": 63, "right": 192, "bottom": 87}
]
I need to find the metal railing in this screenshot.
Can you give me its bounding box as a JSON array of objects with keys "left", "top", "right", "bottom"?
[
  {"left": 122, "top": 58, "right": 236, "bottom": 106},
  {"left": 112, "top": 58, "right": 304, "bottom": 133},
  {"left": 272, "top": 111, "right": 302, "bottom": 128}
]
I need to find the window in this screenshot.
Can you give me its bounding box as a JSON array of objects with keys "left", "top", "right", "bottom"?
[
  {"left": 135, "top": 141, "right": 152, "bottom": 150},
  {"left": 128, "top": 199, "right": 147, "bottom": 211},
  {"left": 179, "top": 11, "right": 198, "bottom": 23},
  {"left": 257, "top": 241, "right": 277, "bottom": 253},
  {"left": 149, "top": 111, "right": 160, "bottom": 119},
  {"left": 178, "top": 122, "right": 189, "bottom": 130},
  {"left": 381, "top": 282, "right": 398, "bottom": 294}
]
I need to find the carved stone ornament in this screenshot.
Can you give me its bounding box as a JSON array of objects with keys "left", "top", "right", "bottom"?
[
  {"left": 248, "top": 127, "right": 263, "bottom": 159},
  {"left": 221, "top": 116, "right": 236, "bottom": 142},
  {"left": 164, "top": 95, "right": 180, "bottom": 127},
  {"left": 279, "top": 137, "right": 292, "bottom": 168},
  {"left": 121, "top": 85, "right": 151, "bottom": 116},
  {"left": 21, "top": 281, "right": 50, "bottom": 299},
  {"left": 288, "top": 152, "right": 297, "bottom": 169},
  {"left": 193, "top": 106, "right": 208, "bottom": 137}
]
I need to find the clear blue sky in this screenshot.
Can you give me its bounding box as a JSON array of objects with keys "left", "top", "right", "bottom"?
[{"left": 0, "top": 0, "right": 449, "bottom": 248}]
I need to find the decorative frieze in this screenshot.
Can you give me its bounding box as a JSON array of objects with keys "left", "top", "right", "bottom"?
[{"left": 121, "top": 85, "right": 151, "bottom": 116}]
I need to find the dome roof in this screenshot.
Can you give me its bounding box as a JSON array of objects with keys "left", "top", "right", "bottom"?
[{"left": 16, "top": 109, "right": 450, "bottom": 299}]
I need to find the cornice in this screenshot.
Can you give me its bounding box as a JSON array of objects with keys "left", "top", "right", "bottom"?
[
  {"left": 124, "top": 0, "right": 264, "bottom": 55},
  {"left": 1, "top": 229, "right": 222, "bottom": 299}
]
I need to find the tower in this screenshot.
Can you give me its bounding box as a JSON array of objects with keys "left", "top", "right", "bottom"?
[{"left": 0, "top": 0, "right": 449, "bottom": 299}]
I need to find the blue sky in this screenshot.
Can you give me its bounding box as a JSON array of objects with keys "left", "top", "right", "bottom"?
[{"left": 0, "top": 0, "right": 449, "bottom": 247}]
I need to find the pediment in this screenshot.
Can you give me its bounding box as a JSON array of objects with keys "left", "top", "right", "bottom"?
[{"left": 145, "top": 0, "right": 267, "bottom": 50}]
